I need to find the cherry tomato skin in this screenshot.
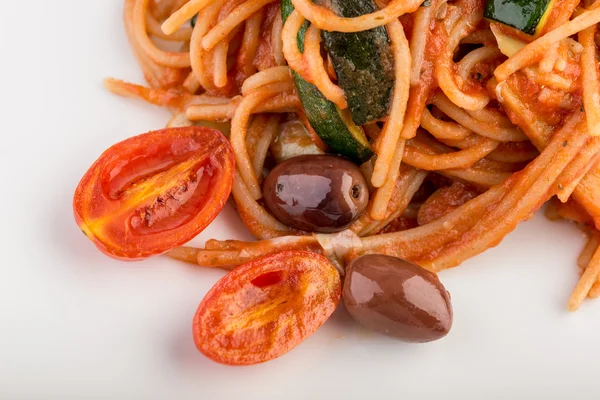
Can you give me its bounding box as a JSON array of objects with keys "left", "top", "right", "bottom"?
[
  {"left": 73, "top": 127, "right": 235, "bottom": 260},
  {"left": 193, "top": 251, "right": 341, "bottom": 365}
]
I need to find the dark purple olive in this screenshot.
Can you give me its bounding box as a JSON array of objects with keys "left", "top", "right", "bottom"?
[
  {"left": 343, "top": 254, "right": 453, "bottom": 342},
  {"left": 262, "top": 155, "right": 369, "bottom": 233}
]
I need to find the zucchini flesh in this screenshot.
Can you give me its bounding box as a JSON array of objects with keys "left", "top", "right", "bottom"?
[
  {"left": 281, "top": 0, "right": 373, "bottom": 163},
  {"left": 484, "top": 0, "right": 551, "bottom": 35},
  {"left": 320, "top": 0, "right": 395, "bottom": 126}
]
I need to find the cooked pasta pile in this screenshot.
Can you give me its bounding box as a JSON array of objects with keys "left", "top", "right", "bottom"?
[{"left": 107, "top": 0, "right": 600, "bottom": 310}]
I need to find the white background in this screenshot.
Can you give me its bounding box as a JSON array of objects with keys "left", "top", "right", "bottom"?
[{"left": 2, "top": 1, "right": 600, "bottom": 399}]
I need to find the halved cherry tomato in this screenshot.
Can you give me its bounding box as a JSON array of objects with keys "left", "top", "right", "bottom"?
[
  {"left": 193, "top": 250, "right": 341, "bottom": 365},
  {"left": 73, "top": 127, "right": 235, "bottom": 260}
]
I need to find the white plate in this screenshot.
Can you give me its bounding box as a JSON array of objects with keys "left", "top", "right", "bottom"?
[{"left": 2, "top": 1, "right": 600, "bottom": 399}]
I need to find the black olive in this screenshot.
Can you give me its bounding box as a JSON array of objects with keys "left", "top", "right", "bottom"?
[
  {"left": 343, "top": 254, "right": 453, "bottom": 342},
  {"left": 262, "top": 155, "right": 369, "bottom": 232}
]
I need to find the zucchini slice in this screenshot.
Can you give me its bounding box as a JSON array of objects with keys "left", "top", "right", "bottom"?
[
  {"left": 484, "top": 0, "right": 552, "bottom": 35},
  {"left": 281, "top": 0, "right": 373, "bottom": 163},
  {"left": 320, "top": 0, "right": 395, "bottom": 126}
]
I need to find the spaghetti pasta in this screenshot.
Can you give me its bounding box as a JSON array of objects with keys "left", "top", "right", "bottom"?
[
  {"left": 579, "top": 25, "right": 600, "bottom": 136},
  {"left": 135, "top": 0, "right": 191, "bottom": 68},
  {"left": 290, "top": 0, "right": 423, "bottom": 32},
  {"left": 202, "top": 0, "right": 277, "bottom": 51},
  {"left": 436, "top": 7, "right": 490, "bottom": 111},
  {"left": 371, "top": 19, "right": 411, "bottom": 188},
  {"left": 303, "top": 25, "right": 347, "bottom": 109},
  {"left": 495, "top": 6, "right": 600, "bottom": 81},
  {"left": 104, "top": 0, "right": 600, "bottom": 312}
]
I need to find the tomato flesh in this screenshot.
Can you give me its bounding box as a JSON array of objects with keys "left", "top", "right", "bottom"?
[
  {"left": 193, "top": 250, "right": 341, "bottom": 365},
  {"left": 73, "top": 127, "right": 235, "bottom": 260}
]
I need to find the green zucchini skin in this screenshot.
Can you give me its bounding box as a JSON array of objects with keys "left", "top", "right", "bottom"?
[
  {"left": 484, "top": 0, "right": 550, "bottom": 35},
  {"left": 281, "top": 0, "right": 373, "bottom": 164},
  {"left": 294, "top": 77, "right": 374, "bottom": 163},
  {"left": 320, "top": 0, "right": 395, "bottom": 126}
]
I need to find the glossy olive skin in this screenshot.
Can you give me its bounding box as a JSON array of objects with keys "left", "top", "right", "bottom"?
[
  {"left": 343, "top": 254, "right": 453, "bottom": 342},
  {"left": 262, "top": 155, "right": 369, "bottom": 233}
]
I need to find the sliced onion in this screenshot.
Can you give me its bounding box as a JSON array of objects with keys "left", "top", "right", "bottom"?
[{"left": 491, "top": 25, "right": 526, "bottom": 57}]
